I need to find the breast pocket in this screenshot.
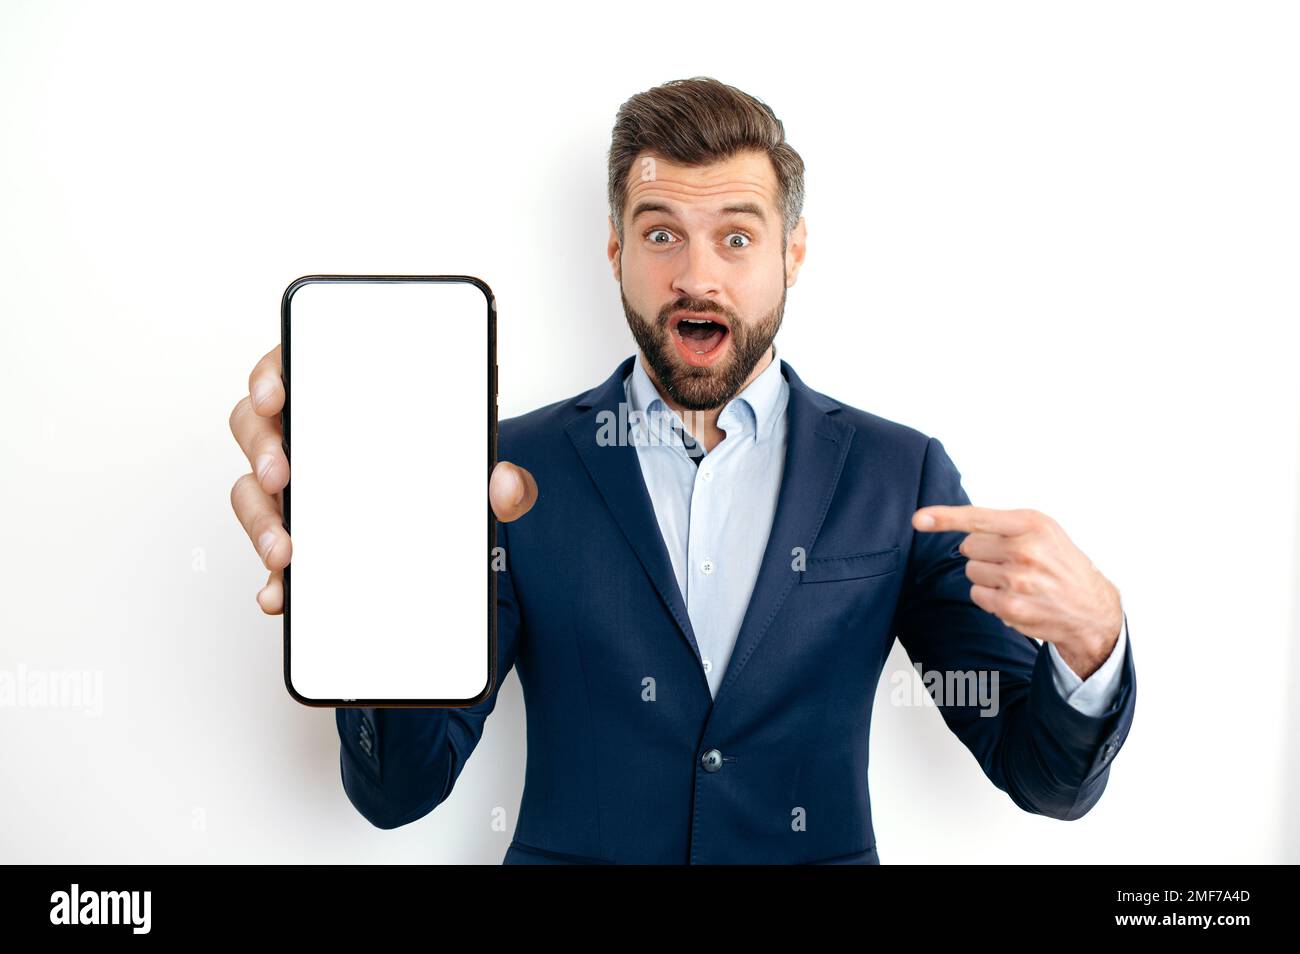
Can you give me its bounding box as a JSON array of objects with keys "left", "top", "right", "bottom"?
[{"left": 798, "top": 546, "right": 901, "bottom": 584}]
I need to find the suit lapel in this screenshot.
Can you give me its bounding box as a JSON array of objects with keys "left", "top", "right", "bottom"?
[
  {"left": 565, "top": 357, "right": 703, "bottom": 664},
  {"left": 712, "top": 360, "right": 855, "bottom": 708}
]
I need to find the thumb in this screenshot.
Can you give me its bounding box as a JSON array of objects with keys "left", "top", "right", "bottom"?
[{"left": 490, "top": 461, "right": 538, "bottom": 522}]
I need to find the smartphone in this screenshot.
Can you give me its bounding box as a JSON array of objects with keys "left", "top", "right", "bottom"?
[{"left": 280, "top": 275, "right": 496, "bottom": 708}]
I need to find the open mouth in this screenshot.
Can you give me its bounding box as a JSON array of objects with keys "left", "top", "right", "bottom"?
[{"left": 669, "top": 312, "right": 731, "bottom": 367}]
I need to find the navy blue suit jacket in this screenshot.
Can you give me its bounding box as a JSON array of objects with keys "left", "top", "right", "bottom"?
[{"left": 336, "top": 356, "right": 1137, "bottom": 863}]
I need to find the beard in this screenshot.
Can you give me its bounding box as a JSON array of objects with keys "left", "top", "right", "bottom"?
[{"left": 620, "top": 281, "right": 786, "bottom": 412}]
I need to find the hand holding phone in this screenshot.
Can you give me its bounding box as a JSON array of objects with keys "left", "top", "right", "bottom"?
[{"left": 227, "top": 276, "right": 538, "bottom": 707}]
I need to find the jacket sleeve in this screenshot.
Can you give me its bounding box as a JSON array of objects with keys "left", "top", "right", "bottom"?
[
  {"left": 889, "top": 436, "right": 1137, "bottom": 821},
  {"left": 334, "top": 517, "right": 524, "bottom": 829}
]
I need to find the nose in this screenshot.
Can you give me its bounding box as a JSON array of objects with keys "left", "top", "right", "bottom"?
[{"left": 670, "top": 240, "right": 724, "bottom": 302}]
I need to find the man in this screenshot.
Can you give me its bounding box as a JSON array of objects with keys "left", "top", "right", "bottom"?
[{"left": 229, "top": 77, "right": 1135, "bottom": 864}]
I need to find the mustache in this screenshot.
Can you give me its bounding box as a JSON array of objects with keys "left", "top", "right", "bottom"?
[{"left": 658, "top": 302, "right": 731, "bottom": 324}]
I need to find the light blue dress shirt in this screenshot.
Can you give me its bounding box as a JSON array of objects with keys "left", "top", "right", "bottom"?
[{"left": 624, "top": 346, "right": 1128, "bottom": 714}]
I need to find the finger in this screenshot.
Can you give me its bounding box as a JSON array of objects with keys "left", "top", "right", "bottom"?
[
  {"left": 970, "top": 583, "right": 1043, "bottom": 630},
  {"left": 257, "top": 570, "right": 284, "bottom": 616},
  {"left": 231, "top": 473, "right": 293, "bottom": 571},
  {"left": 913, "top": 505, "right": 1038, "bottom": 536},
  {"left": 489, "top": 461, "right": 538, "bottom": 522},
  {"left": 964, "top": 559, "right": 1008, "bottom": 590},
  {"left": 248, "top": 344, "right": 284, "bottom": 416},
  {"left": 958, "top": 532, "right": 1011, "bottom": 564},
  {"left": 969, "top": 582, "right": 1001, "bottom": 616},
  {"left": 230, "top": 395, "right": 288, "bottom": 494}
]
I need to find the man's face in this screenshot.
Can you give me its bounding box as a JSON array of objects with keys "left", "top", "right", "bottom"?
[{"left": 609, "top": 148, "right": 806, "bottom": 411}]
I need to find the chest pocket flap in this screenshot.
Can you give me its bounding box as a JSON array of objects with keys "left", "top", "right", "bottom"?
[{"left": 799, "top": 546, "right": 901, "bottom": 584}]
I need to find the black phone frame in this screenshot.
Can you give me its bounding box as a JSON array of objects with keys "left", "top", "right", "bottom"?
[{"left": 280, "top": 274, "right": 498, "bottom": 709}]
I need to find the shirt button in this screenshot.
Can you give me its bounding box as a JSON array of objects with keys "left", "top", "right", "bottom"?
[
  {"left": 701, "top": 468, "right": 713, "bottom": 481},
  {"left": 700, "top": 560, "right": 714, "bottom": 575},
  {"left": 701, "top": 657, "right": 712, "bottom": 673}
]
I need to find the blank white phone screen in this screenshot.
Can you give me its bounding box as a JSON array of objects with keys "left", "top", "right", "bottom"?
[{"left": 285, "top": 278, "right": 490, "bottom": 704}]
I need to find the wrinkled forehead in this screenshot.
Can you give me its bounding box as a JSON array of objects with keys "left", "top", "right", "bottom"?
[{"left": 623, "top": 148, "right": 780, "bottom": 225}]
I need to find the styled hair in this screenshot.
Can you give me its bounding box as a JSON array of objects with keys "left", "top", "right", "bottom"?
[{"left": 607, "top": 76, "right": 805, "bottom": 242}]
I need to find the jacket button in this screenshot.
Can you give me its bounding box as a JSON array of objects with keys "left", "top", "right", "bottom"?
[{"left": 700, "top": 748, "right": 723, "bottom": 772}]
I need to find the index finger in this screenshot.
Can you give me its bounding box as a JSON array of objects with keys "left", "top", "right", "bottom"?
[{"left": 912, "top": 505, "right": 1037, "bottom": 536}]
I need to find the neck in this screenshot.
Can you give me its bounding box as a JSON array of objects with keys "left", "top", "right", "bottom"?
[{"left": 640, "top": 346, "right": 774, "bottom": 452}]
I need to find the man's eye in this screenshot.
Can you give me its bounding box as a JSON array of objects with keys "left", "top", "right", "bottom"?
[
  {"left": 647, "top": 229, "right": 676, "bottom": 245},
  {"left": 725, "top": 233, "right": 751, "bottom": 248}
]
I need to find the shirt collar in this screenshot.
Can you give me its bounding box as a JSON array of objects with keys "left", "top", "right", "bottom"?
[{"left": 625, "top": 344, "right": 786, "bottom": 445}]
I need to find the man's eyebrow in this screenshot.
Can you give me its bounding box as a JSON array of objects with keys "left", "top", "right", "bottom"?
[
  {"left": 717, "top": 202, "right": 767, "bottom": 222},
  {"left": 629, "top": 200, "right": 768, "bottom": 223},
  {"left": 630, "top": 201, "right": 675, "bottom": 222}
]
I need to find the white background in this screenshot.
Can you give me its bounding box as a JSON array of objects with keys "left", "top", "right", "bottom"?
[{"left": 1, "top": 0, "right": 1296, "bottom": 863}]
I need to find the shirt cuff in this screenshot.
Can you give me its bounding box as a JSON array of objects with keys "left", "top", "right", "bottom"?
[{"left": 1047, "top": 610, "right": 1128, "bottom": 717}]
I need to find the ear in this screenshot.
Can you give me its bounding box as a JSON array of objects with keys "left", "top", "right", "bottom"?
[
  {"left": 607, "top": 215, "right": 622, "bottom": 282},
  {"left": 784, "top": 216, "right": 807, "bottom": 287}
]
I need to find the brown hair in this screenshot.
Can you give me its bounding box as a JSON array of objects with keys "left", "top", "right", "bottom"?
[{"left": 607, "top": 76, "right": 805, "bottom": 243}]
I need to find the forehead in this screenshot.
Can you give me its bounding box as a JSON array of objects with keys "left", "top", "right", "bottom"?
[{"left": 624, "top": 148, "right": 779, "bottom": 222}]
